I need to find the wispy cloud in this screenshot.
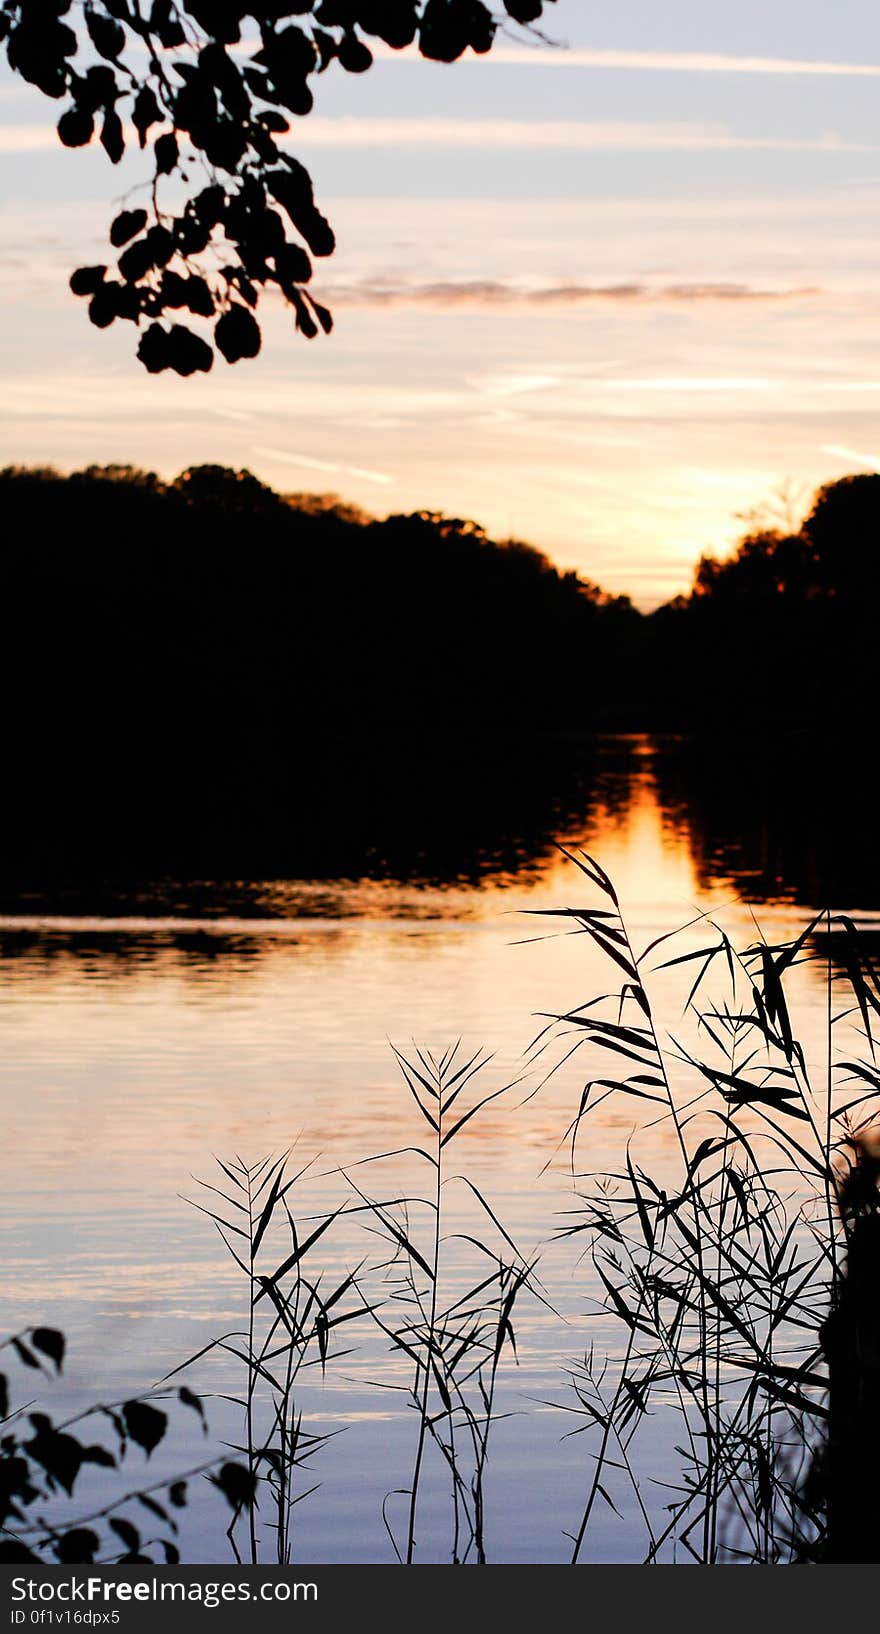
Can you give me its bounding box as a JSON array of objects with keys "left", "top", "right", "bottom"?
[
  {"left": 822, "top": 442, "right": 880, "bottom": 469},
  {"left": 470, "top": 373, "right": 560, "bottom": 396},
  {"left": 317, "top": 278, "right": 821, "bottom": 310},
  {"left": 296, "top": 118, "right": 871, "bottom": 154},
  {"left": 253, "top": 445, "right": 392, "bottom": 486},
  {"left": 470, "top": 47, "right": 880, "bottom": 78},
  {"left": 0, "top": 115, "right": 869, "bottom": 159},
  {"left": 601, "top": 376, "right": 778, "bottom": 392},
  {"left": 0, "top": 124, "right": 56, "bottom": 153}
]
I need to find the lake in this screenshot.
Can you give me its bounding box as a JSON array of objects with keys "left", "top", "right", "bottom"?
[{"left": 0, "top": 736, "right": 868, "bottom": 1563}]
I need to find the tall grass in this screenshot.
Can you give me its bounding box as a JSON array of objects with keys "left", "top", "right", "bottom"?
[
  {"left": 526, "top": 850, "right": 880, "bottom": 1561},
  {"left": 172, "top": 1051, "right": 539, "bottom": 1564},
  {"left": 11, "top": 856, "right": 880, "bottom": 1563},
  {"left": 341, "top": 1043, "right": 538, "bottom": 1564},
  {"left": 173, "top": 1152, "right": 363, "bottom": 1564}
]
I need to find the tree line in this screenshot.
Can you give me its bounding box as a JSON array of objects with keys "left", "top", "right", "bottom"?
[{"left": 1, "top": 463, "right": 873, "bottom": 884}]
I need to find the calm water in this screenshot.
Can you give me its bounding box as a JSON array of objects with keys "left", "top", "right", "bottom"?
[{"left": 0, "top": 737, "right": 868, "bottom": 1563}]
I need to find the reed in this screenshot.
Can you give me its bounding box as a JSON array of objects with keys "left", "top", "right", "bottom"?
[
  {"left": 8, "top": 856, "right": 880, "bottom": 1563},
  {"left": 174, "top": 1151, "right": 364, "bottom": 1564},
  {"left": 527, "top": 850, "right": 880, "bottom": 1562},
  {"left": 344, "top": 1043, "right": 538, "bottom": 1564}
]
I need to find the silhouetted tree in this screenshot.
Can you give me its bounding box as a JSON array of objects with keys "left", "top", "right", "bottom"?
[
  {"left": 5, "top": 460, "right": 880, "bottom": 898},
  {"left": 645, "top": 473, "right": 880, "bottom": 732},
  {"left": 0, "top": 461, "right": 630, "bottom": 886},
  {"left": 802, "top": 473, "right": 880, "bottom": 601},
  {"left": 0, "top": 1, "right": 556, "bottom": 373},
  {"left": 637, "top": 472, "right": 880, "bottom": 904}
]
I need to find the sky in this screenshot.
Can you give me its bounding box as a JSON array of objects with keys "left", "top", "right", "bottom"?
[{"left": 2, "top": 1, "right": 880, "bottom": 604}]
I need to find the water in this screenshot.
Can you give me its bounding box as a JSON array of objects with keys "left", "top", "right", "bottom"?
[{"left": 0, "top": 737, "right": 865, "bottom": 1563}]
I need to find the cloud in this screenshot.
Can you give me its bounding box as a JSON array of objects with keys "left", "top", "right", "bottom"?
[
  {"left": 815, "top": 381, "right": 880, "bottom": 392},
  {"left": 295, "top": 118, "right": 872, "bottom": 154},
  {"left": 471, "top": 373, "right": 560, "bottom": 396},
  {"left": 213, "top": 407, "right": 257, "bottom": 424},
  {"left": 253, "top": 444, "right": 392, "bottom": 486},
  {"left": 602, "top": 376, "right": 777, "bottom": 392},
  {"left": 464, "top": 47, "right": 880, "bottom": 78},
  {"left": 0, "top": 124, "right": 56, "bottom": 153},
  {"left": 822, "top": 443, "right": 880, "bottom": 470},
  {"left": 315, "top": 278, "right": 821, "bottom": 311},
  {"left": 0, "top": 114, "right": 870, "bottom": 159}
]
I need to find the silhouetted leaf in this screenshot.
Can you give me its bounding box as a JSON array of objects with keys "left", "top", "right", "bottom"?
[
  {"left": 100, "top": 109, "right": 124, "bottom": 164},
  {"left": 122, "top": 1399, "right": 168, "bottom": 1457},
  {"left": 311, "top": 299, "right": 333, "bottom": 335},
  {"left": 138, "top": 1492, "right": 170, "bottom": 1524},
  {"left": 82, "top": 1442, "right": 116, "bottom": 1468},
  {"left": 85, "top": 11, "right": 125, "bottom": 61},
  {"left": 57, "top": 107, "right": 94, "bottom": 147},
  {"left": 180, "top": 275, "right": 215, "bottom": 318},
  {"left": 86, "top": 276, "right": 130, "bottom": 323},
  {"left": 24, "top": 1416, "right": 84, "bottom": 1494},
  {"left": 132, "top": 84, "right": 161, "bottom": 145},
  {"left": 55, "top": 1528, "right": 99, "bottom": 1564},
  {"left": 154, "top": 132, "right": 179, "bottom": 174},
  {"left": 215, "top": 305, "right": 261, "bottom": 363},
  {"left": 178, "top": 1386, "right": 207, "bottom": 1429},
  {"left": 110, "top": 208, "right": 148, "bottom": 248},
  {"left": 31, "top": 1327, "right": 65, "bottom": 1372},
  {"left": 338, "top": 33, "right": 373, "bottom": 73},
  {"left": 109, "top": 1516, "right": 140, "bottom": 1552},
  {"left": 118, "top": 238, "right": 155, "bottom": 282},
  {"left": 255, "top": 1212, "right": 337, "bottom": 1298},
  {"left": 166, "top": 323, "right": 214, "bottom": 376},
  {"left": 70, "top": 264, "right": 106, "bottom": 296},
  {"left": 145, "top": 224, "right": 175, "bottom": 267},
  {"left": 137, "top": 322, "right": 213, "bottom": 377},
  {"left": 420, "top": 0, "right": 495, "bottom": 60},
  {"left": 212, "top": 1460, "right": 257, "bottom": 1510},
  {"left": 504, "top": 0, "right": 544, "bottom": 19}
]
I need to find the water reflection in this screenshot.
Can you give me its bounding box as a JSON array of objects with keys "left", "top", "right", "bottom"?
[
  {"left": 0, "top": 733, "right": 864, "bottom": 940},
  {"left": 0, "top": 733, "right": 866, "bottom": 1563},
  {"left": 0, "top": 731, "right": 865, "bottom": 983},
  {"left": 653, "top": 731, "right": 879, "bottom": 909}
]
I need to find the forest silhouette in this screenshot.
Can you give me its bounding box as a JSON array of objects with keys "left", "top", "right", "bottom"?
[{"left": 2, "top": 463, "right": 875, "bottom": 899}]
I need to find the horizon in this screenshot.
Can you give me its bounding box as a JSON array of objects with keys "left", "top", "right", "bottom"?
[
  {"left": 8, "top": 451, "right": 861, "bottom": 612},
  {"left": 3, "top": 1, "right": 880, "bottom": 603}
]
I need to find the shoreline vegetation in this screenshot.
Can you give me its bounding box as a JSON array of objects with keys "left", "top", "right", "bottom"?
[
  {"left": 4, "top": 863, "right": 880, "bottom": 1564},
  {"left": 4, "top": 459, "right": 880, "bottom": 1561},
  {"left": 2, "top": 462, "right": 879, "bottom": 903}
]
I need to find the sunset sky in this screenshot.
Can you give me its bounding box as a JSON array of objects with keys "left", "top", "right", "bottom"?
[{"left": 2, "top": 0, "right": 880, "bottom": 603}]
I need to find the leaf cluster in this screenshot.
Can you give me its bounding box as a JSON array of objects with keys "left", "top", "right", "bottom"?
[
  {"left": 0, "top": 1328, "right": 253, "bottom": 1565},
  {"left": 1, "top": 0, "right": 556, "bottom": 370}
]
